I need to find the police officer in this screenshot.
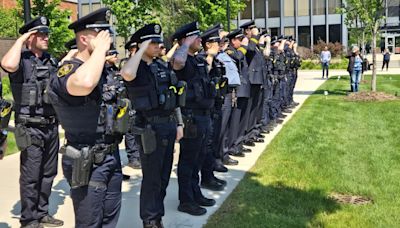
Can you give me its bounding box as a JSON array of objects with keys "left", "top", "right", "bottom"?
[
  {"left": 239, "top": 21, "right": 265, "bottom": 147},
  {"left": 1, "top": 16, "right": 63, "bottom": 228},
  {"left": 171, "top": 22, "right": 217, "bottom": 216},
  {"left": 225, "top": 29, "right": 252, "bottom": 164},
  {"left": 270, "top": 36, "right": 286, "bottom": 125},
  {"left": 120, "top": 40, "right": 142, "bottom": 169},
  {"left": 120, "top": 23, "right": 185, "bottom": 228},
  {"left": 214, "top": 30, "right": 243, "bottom": 168},
  {"left": 198, "top": 26, "right": 228, "bottom": 191},
  {"left": 48, "top": 8, "right": 125, "bottom": 227}
]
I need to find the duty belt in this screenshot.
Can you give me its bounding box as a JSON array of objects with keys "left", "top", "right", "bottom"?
[
  {"left": 191, "top": 109, "right": 211, "bottom": 116},
  {"left": 67, "top": 142, "right": 118, "bottom": 155},
  {"left": 17, "top": 115, "right": 57, "bottom": 125},
  {"left": 145, "top": 115, "right": 176, "bottom": 124}
]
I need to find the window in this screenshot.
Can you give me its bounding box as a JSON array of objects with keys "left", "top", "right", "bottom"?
[
  {"left": 313, "top": 0, "right": 325, "bottom": 15},
  {"left": 270, "top": 28, "right": 280, "bottom": 36},
  {"left": 388, "top": 0, "right": 399, "bottom": 17},
  {"left": 328, "top": 0, "right": 341, "bottom": 14},
  {"left": 268, "top": 0, "right": 280, "bottom": 18},
  {"left": 313, "top": 25, "right": 326, "bottom": 44},
  {"left": 298, "top": 26, "right": 311, "bottom": 47},
  {"left": 254, "top": 0, "right": 266, "bottom": 18},
  {"left": 329, "top": 24, "right": 341, "bottom": 43},
  {"left": 298, "top": 0, "right": 310, "bottom": 16},
  {"left": 284, "top": 0, "right": 295, "bottom": 16},
  {"left": 284, "top": 27, "right": 295, "bottom": 36},
  {"left": 241, "top": 0, "right": 252, "bottom": 19}
]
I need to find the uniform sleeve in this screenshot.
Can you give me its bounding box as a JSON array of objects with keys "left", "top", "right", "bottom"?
[{"left": 53, "top": 62, "right": 80, "bottom": 99}]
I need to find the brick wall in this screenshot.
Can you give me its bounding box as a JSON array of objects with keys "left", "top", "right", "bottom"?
[
  {"left": 0, "top": 38, "right": 17, "bottom": 76},
  {"left": 0, "top": 0, "right": 77, "bottom": 22}
]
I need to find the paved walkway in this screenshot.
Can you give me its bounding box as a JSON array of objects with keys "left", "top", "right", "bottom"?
[{"left": 0, "top": 69, "right": 398, "bottom": 228}]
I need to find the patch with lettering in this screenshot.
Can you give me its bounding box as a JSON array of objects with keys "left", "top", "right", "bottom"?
[{"left": 57, "top": 64, "right": 74, "bottom": 78}]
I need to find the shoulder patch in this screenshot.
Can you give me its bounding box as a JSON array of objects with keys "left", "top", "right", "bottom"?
[
  {"left": 225, "top": 49, "right": 234, "bottom": 55},
  {"left": 57, "top": 63, "right": 74, "bottom": 78}
]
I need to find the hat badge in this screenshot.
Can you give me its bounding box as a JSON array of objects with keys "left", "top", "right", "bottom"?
[
  {"left": 195, "top": 22, "right": 199, "bottom": 29},
  {"left": 154, "top": 25, "right": 160, "bottom": 34},
  {"left": 105, "top": 10, "right": 112, "bottom": 22},
  {"left": 40, "top": 17, "right": 47, "bottom": 25}
]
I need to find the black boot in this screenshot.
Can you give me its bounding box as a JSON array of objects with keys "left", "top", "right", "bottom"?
[
  {"left": 195, "top": 196, "right": 216, "bottom": 207},
  {"left": 143, "top": 219, "right": 164, "bottom": 228},
  {"left": 39, "top": 215, "right": 63, "bottom": 227},
  {"left": 178, "top": 203, "right": 207, "bottom": 216},
  {"left": 201, "top": 178, "right": 225, "bottom": 191}
]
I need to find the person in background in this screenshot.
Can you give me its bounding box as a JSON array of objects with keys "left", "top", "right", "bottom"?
[
  {"left": 320, "top": 46, "right": 331, "bottom": 79},
  {"left": 347, "top": 46, "right": 363, "bottom": 92},
  {"left": 382, "top": 49, "right": 390, "bottom": 71}
]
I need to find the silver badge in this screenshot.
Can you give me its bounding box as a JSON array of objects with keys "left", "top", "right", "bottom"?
[
  {"left": 40, "top": 17, "right": 47, "bottom": 25},
  {"left": 154, "top": 24, "right": 160, "bottom": 34},
  {"left": 105, "top": 10, "right": 112, "bottom": 22},
  {"left": 195, "top": 22, "right": 199, "bottom": 29}
]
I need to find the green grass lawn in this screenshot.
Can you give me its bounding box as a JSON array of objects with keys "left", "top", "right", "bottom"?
[{"left": 206, "top": 75, "right": 400, "bottom": 228}]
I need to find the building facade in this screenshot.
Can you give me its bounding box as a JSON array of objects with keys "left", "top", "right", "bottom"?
[{"left": 235, "top": 0, "right": 400, "bottom": 53}]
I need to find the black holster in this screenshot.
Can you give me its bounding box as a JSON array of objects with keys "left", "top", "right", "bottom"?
[
  {"left": 14, "top": 124, "right": 44, "bottom": 151},
  {"left": 60, "top": 145, "right": 93, "bottom": 189}
]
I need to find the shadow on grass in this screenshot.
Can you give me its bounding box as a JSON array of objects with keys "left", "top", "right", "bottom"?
[
  {"left": 312, "top": 89, "right": 349, "bottom": 96},
  {"left": 207, "top": 172, "right": 341, "bottom": 227}
]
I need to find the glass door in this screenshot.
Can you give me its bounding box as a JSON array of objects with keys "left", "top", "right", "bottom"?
[{"left": 386, "top": 36, "right": 395, "bottom": 53}]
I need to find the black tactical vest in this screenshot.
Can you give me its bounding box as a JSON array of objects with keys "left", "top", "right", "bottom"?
[
  {"left": 50, "top": 60, "right": 127, "bottom": 146},
  {"left": 126, "top": 59, "right": 183, "bottom": 116},
  {"left": 175, "top": 55, "right": 215, "bottom": 110},
  {"left": 10, "top": 50, "right": 57, "bottom": 117}
]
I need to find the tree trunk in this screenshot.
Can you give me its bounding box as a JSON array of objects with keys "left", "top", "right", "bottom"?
[{"left": 371, "top": 29, "right": 377, "bottom": 92}]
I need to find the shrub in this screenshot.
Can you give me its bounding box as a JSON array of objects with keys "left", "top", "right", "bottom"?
[{"left": 313, "top": 40, "right": 344, "bottom": 57}]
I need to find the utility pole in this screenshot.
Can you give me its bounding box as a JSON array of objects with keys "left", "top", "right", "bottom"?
[
  {"left": 227, "top": 0, "right": 231, "bottom": 32},
  {"left": 23, "top": 0, "right": 31, "bottom": 23}
]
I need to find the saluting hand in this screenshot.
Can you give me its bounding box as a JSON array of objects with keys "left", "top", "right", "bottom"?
[
  {"left": 265, "top": 35, "right": 271, "bottom": 44},
  {"left": 241, "top": 37, "right": 249, "bottom": 46},
  {"left": 251, "top": 27, "right": 259, "bottom": 36},
  {"left": 90, "top": 30, "right": 112, "bottom": 53},
  {"left": 183, "top": 35, "right": 198, "bottom": 46},
  {"left": 18, "top": 30, "right": 37, "bottom": 44}
]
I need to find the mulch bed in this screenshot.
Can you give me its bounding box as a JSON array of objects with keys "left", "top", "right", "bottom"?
[{"left": 345, "top": 91, "right": 398, "bottom": 102}]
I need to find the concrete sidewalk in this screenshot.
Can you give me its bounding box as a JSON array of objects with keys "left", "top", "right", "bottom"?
[{"left": 0, "top": 69, "right": 398, "bottom": 228}]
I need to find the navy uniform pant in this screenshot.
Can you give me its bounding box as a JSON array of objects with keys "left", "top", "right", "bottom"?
[
  {"left": 178, "top": 114, "right": 211, "bottom": 204},
  {"left": 231, "top": 97, "right": 249, "bottom": 151},
  {"left": 218, "top": 93, "right": 233, "bottom": 158},
  {"left": 271, "top": 77, "right": 281, "bottom": 119},
  {"left": 124, "top": 131, "right": 141, "bottom": 163},
  {"left": 19, "top": 123, "right": 59, "bottom": 226},
  {"left": 62, "top": 149, "right": 122, "bottom": 228},
  {"left": 261, "top": 80, "right": 273, "bottom": 126},
  {"left": 247, "top": 85, "right": 262, "bottom": 138},
  {"left": 139, "top": 122, "right": 177, "bottom": 222},
  {"left": 201, "top": 109, "right": 220, "bottom": 182}
]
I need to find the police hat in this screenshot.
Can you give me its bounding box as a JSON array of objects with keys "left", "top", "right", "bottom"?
[
  {"left": 271, "top": 36, "right": 279, "bottom": 45},
  {"left": 124, "top": 40, "right": 138, "bottom": 50},
  {"left": 19, "top": 16, "right": 50, "bottom": 34},
  {"left": 106, "top": 49, "right": 119, "bottom": 56},
  {"left": 201, "top": 27, "right": 220, "bottom": 43},
  {"left": 69, "top": 8, "right": 112, "bottom": 33},
  {"left": 240, "top": 20, "right": 256, "bottom": 30},
  {"left": 131, "top": 23, "right": 163, "bottom": 44},
  {"left": 64, "top": 38, "right": 77, "bottom": 49},
  {"left": 226, "top": 29, "right": 244, "bottom": 40},
  {"left": 277, "top": 35, "right": 285, "bottom": 42},
  {"left": 207, "top": 23, "right": 223, "bottom": 32},
  {"left": 172, "top": 22, "right": 201, "bottom": 41}
]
